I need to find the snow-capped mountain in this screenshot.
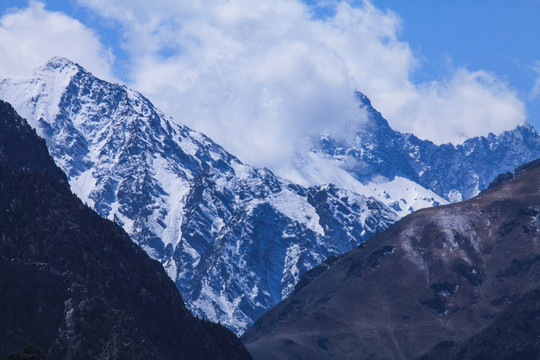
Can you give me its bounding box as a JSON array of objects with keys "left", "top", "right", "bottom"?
[
  {"left": 0, "top": 57, "right": 397, "bottom": 335},
  {"left": 282, "top": 151, "right": 447, "bottom": 218},
  {"left": 287, "top": 92, "right": 540, "bottom": 205},
  {"left": 4, "top": 58, "right": 540, "bottom": 335}
]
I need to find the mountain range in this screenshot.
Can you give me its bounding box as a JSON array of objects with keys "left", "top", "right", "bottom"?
[
  {"left": 0, "top": 58, "right": 397, "bottom": 334},
  {"left": 291, "top": 92, "right": 540, "bottom": 206},
  {"left": 2, "top": 57, "right": 540, "bottom": 335},
  {"left": 242, "top": 158, "right": 540, "bottom": 359},
  {"left": 0, "top": 100, "right": 251, "bottom": 359}
]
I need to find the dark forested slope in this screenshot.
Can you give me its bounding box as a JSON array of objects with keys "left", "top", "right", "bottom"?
[{"left": 0, "top": 100, "right": 251, "bottom": 359}]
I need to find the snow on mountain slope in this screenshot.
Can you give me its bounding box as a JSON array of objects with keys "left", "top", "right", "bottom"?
[
  {"left": 281, "top": 151, "right": 447, "bottom": 217},
  {"left": 283, "top": 92, "right": 540, "bottom": 206},
  {"left": 0, "top": 57, "right": 397, "bottom": 335}
]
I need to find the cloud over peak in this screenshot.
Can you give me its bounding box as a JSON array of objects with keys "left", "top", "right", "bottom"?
[
  {"left": 0, "top": 0, "right": 527, "bottom": 168},
  {"left": 0, "top": 1, "right": 114, "bottom": 82}
]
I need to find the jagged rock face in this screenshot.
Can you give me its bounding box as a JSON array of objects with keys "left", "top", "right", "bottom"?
[
  {"left": 242, "top": 159, "right": 540, "bottom": 360},
  {"left": 0, "top": 100, "right": 252, "bottom": 360},
  {"left": 0, "top": 58, "right": 397, "bottom": 334},
  {"left": 308, "top": 92, "right": 540, "bottom": 203}
]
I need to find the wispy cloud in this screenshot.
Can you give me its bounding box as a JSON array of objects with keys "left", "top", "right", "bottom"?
[
  {"left": 0, "top": 1, "right": 114, "bottom": 81},
  {"left": 398, "top": 69, "right": 525, "bottom": 144}
]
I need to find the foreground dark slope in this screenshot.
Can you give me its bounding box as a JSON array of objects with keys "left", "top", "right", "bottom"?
[
  {"left": 242, "top": 158, "right": 540, "bottom": 360},
  {"left": 418, "top": 287, "right": 540, "bottom": 360},
  {"left": 0, "top": 100, "right": 251, "bottom": 359}
]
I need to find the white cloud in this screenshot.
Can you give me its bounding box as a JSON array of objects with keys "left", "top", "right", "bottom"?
[
  {"left": 530, "top": 60, "right": 540, "bottom": 101},
  {"left": 381, "top": 68, "right": 526, "bottom": 144},
  {"left": 0, "top": 1, "right": 114, "bottom": 81},
  {"left": 14, "top": 0, "right": 526, "bottom": 167},
  {"left": 75, "top": 0, "right": 371, "bottom": 167},
  {"left": 75, "top": 0, "right": 526, "bottom": 164}
]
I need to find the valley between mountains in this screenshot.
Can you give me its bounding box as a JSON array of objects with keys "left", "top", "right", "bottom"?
[
  {"left": 2, "top": 57, "right": 540, "bottom": 359},
  {"left": 243, "top": 158, "right": 540, "bottom": 359}
]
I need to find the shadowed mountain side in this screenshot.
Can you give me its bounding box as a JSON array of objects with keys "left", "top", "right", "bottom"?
[
  {"left": 242, "top": 158, "right": 540, "bottom": 360},
  {"left": 417, "top": 287, "right": 540, "bottom": 360},
  {"left": 0, "top": 100, "right": 251, "bottom": 359},
  {"left": 0, "top": 102, "right": 66, "bottom": 181},
  {"left": 3, "top": 346, "right": 46, "bottom": 360}
]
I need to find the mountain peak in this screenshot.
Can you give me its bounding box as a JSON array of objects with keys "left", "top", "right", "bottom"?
[
  {"left": 354, "top": 90, "right": 372, "bottom": 107},
  {"left": 36, "top": 56, "right": 83, "bottom": 82},
  {"left": 43, "top": 56, "right": 79, "bottom": 71},
  {"left": 517, "top": 122, "right": 537, "bottom": 134},
  {"left": 0, "top": 60, "right": 399, "bottom": 335}
]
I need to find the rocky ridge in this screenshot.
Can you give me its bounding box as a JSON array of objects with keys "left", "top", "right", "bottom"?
[
  {"left": 290, "top": 92, "right": 540, "bottom": 207},
  {"left": 0, "top": 58, "right": 397, "bottom": 334}
]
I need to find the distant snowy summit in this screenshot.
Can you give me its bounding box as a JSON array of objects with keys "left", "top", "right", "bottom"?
[
  {"left": 0, "top": 58, "right": 397, "bottom": 334},
  {"left": 285, "top": 91, "right": 540, "bottom": 211}
]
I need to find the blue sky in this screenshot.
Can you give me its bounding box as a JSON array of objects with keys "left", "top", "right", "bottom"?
[
  {"left": 374, "top": 0, "right": 540, "bottom": 122},
  {"left": 0, "top": 0, "right": 539, "bottom": 167}
]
